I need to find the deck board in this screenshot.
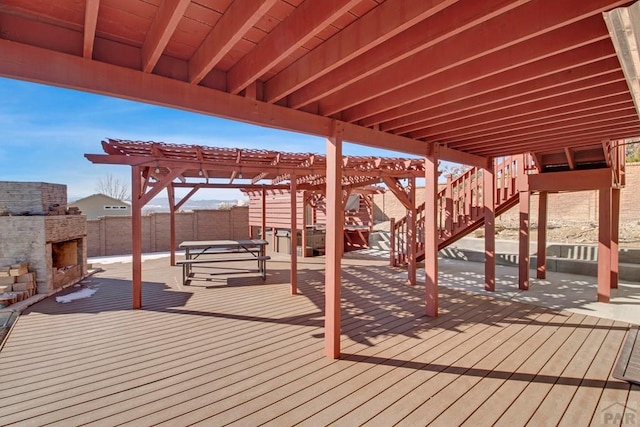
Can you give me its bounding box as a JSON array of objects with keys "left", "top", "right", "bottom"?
[
  {"left": 460, "top": 312, "right": 592, "bottom": 426},
  {"left": 424, "top": 310, "right": 568, "bottom": 426},
  {"left": 0, "top": 255, "right": 633, "bottom": 426},
  {"left": 559, "top": 320, "right": 631, "bottom": 426}
]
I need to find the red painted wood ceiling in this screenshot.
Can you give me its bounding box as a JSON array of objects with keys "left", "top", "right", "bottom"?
[{"left": 1, "top": 0, "right": 638, "bottom": 164}]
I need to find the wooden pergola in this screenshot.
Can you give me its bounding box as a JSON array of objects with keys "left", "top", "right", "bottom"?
[
  {"left": 86, "top": 138, "right": 427, "bottom": 308},
  {"left": 2, "top": 0, "right": 640, "bottom": 358}
]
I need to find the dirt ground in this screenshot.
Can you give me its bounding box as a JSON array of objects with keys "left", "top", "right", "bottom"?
[
  {"left": 374, "top": 220, "right": 640, "bottom": 248},
  {"left": 487, "top": 220, "right": 640, "bottom": 248}
]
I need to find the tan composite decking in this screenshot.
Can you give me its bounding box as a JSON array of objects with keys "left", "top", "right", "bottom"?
[{"left": 0, "top": 254, "right": 637, "bottom": 426}]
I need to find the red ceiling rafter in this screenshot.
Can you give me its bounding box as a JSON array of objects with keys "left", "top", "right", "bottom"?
[
  {"left": 82, "top": 0, "right": 99, "bottom": 59},
  {"left": 227, "top": 0, "right": 360, "bottom": 95},
  {"left": 327, "top": 13, "right": 617, "bottom": 119},
  {"left": 408, "top": 80, "right": 631, "bottom": 139},
  {"left": 263, "top": 0, "right": 459, "bottom": 103},
  {"left": 188, "top": 0, "right": 278, "bottom": 84},
  {"left": 141, "top": 0, "right": 190, "bottom": 73},
  {"left": 0, "top": 0, "right": 637, "bottom": 171},
  {"left": 370, "top": 49, "right": 621, "bottom": 130},
  {"left": 287, "top": 0, "right": 528, "bottom": 110}
]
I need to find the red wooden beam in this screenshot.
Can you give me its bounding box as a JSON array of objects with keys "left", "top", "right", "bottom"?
[
  {"left": 1, "top": 38, "right": 487, "bottom": 167},
  {"left": 465, "top": 123, "right": 640, "bottom": 156},
  {"left": 598, "top": 188, "right": 611, "bottom": 302},
  {"left": 484, "top": 164, "right": 495, "bottom": 291},
  {"left": 174, "top": 184, "right": 202, "bottom": 210},
  {"left": 421, "top": 102, "right": 635, "bottom": 145},
  {"left": 424, "top": 145, "right": 439, "bottom": 317},
  {"left": 227, "top": 0, "right": 360, "bottom": 94},
  {"left": 522, "top": 168, "right": 613, "bottom": 192},
  {"left": 131, "top": 165, "right": 143, "bottom": 309},
  {"left": 167, "top": 183, "right": 177, "bottom": 266},
  {"left": 469, "top": 126, "right": 640, "bottom": 157},
  {"left": 139, "top": 167, "right": 187, "bottom": 206},
  {"left": 611, "top": 188, "right": 620, "bottom": 289},
  {"left": 83, "top": 0, "right": 100, "bottom": 59},
  {"left": 325, "top": 122, "right": 344, "bottom": 359},
  {"left": 320, "top": 8, "right": 619, "bottom": 117},
  {"left": 406, "top": 81, "right": 630, "bottom": 140},
  {"left": 188, "top": 0, "right": 278, "bottom": 84},
  {"left": 366, "top": 49, "right": 620, "bottom": 129},
  {"left": 518, "top": 190, "right": 530, "bottom": 291},
  {"left": 430, "top": 110, "right": 638, "bottom": 148},
  {"left": 261, "top": 187, "right": 267, "bottom": 240},
  {"left": 536, "top": 191, "right": 548, "bottom": 279},
  {"left": 407, "top": 176, "right": 416, "bottom": 286},
  {"left": 381, "top": 176, "right": 411, "bottom": 210},
  {"left": 287, "top": 0, "right": 526, "bottom": 109},
  {"left": 401, "top": 76, "right": 630, "bottom": 139},
  {"left": 263, "top": 0, "right": 457, "bottom": 103},
  {"left": 290, "top": 175, "right": 298, "bottom": 295},
  {"left": 141, "top": 0, "right": 190, "bottom": 73}
]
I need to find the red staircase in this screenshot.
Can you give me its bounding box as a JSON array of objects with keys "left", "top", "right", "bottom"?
[{"left": 390, "top": 154, "right": 535, "bottom": 266}]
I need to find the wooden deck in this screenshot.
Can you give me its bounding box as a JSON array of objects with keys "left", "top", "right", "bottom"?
[{"left": 0, "top": 254, "right": 636, "bottom": 426}]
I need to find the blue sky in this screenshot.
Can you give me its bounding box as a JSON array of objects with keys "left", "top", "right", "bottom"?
[{"left": 0, "top": 77, "right": 423, "bottom": 201}]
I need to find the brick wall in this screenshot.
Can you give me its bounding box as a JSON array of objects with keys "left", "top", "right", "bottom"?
[
  {"left": 497, "top": 162, "right": 640, "bottom": 227},
  {"left": 373, "top": 162, "right": 640, "bottom": 227},
  {"left": 86, "top": 206, "right": 250, "bottom": 257},
  {"left": 0, "top": 181, "right": 67, "bottom": 215},
  {"left": 45, "top": 215, "right": 87, "bottom": 241}
]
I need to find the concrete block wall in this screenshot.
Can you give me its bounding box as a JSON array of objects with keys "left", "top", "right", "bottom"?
[
  {"left": 86, "top": 206, "right": 250, "bottom": 257},
  {"left": 0, "top": 181, "right": 67, "bottom": 215},
  {"left": 0, "top": 216, "right": 47, "bottom": 292}
]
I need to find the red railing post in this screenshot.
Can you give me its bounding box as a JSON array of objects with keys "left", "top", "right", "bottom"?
[{"left": 389, "top": 217, "right": 396, "bottom": 266}]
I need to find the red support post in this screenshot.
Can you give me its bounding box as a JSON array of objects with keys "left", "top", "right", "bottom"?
[
  {"left": 483, "top": 164, "right": 495, "bottom": 292},
  {"left": 407, "top": 177, "right": 417, "bottom": 286},
  {"left": 261, "top": 186, "right": 267, "bottom": 240},
  {"left": 518, "top": 190, "right": 530, "bottom": 290},
  {"left": 389, "top": 217, "right": 396, "bottom": 266},
  {"left": 445, "top": 175, "right": 453, "bottom": 238},
  {"left": 425, "top": 145, "right": 439, "bottom": 317},
  {"left": 598, "top": 188, "right": 612, "bottom": 302},
  {"left": 611, "top": 188, "right": 620, "bottom": 289},
  {"left": 290, "top": 175, "right": 298, "bottom": 294},
  {"left": 325, "top": 122, "right": 344, "bottom": 359},
  {"left": 168, "top": 183, "right": 177, "bottom": 267},
  {"left": 301, "top": 191, "right": 308, "bottom": 258},
  {"left": 536, "top": 191, "right": 548, "bottom": 279},
  {"left": 131, "top": 165, "right": 143, "bottom": 309}
]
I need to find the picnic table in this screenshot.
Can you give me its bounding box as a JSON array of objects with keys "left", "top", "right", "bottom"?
[{"left": 177, "top": 239, "right": 270, "bottom": 285}]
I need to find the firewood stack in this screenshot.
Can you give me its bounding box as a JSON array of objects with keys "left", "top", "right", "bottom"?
[{"left": 0, "top": 263, "right": 37, "bottom": 308}]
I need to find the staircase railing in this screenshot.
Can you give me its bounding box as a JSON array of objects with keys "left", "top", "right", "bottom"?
[
  {"left": 390, "top": 154, "right": 532, "bottom": 266},
  {"left": 606, "top": 140, "right": 626, "bottom": 188}
]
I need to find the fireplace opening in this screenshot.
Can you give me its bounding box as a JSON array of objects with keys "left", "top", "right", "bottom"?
[
  {"left": 51, "top": 239, "right": 83, "bottom": 289},
  {"left": 52, "top": 240, "right": 78, "bottom": 268}
]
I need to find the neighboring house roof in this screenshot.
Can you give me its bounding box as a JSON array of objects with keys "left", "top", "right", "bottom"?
[
  {"left": 69, "top": 194, "right": 131, "bottom": 219},
  {"left": 70, "top": 194, "right": 129, "bottom": 206}
]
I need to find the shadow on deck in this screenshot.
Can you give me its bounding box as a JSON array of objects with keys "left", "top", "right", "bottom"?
[{"left": 0, "top": 254, "right": 636, "bottom": 426}]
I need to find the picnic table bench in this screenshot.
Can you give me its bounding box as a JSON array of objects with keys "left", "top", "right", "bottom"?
[{"left": 177, "top": 239, "right": 270, "bottom": 285}]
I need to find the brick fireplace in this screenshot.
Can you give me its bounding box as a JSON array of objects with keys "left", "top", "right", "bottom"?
[{"left": 0, "top": 182, "right": 88, "bottom": 294}]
